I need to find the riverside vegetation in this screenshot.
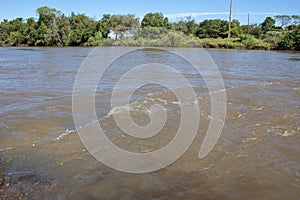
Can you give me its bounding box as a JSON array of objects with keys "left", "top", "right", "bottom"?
[{"left": 1, "top": 6, "right": 300, "bottom": 50}]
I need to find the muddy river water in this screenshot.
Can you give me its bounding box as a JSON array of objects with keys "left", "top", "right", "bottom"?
[{"left": 0, "top": 47, "right": 299, "bottom": 199}]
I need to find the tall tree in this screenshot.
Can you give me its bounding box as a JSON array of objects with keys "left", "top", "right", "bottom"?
[
  {"left": 24, "top": 17, "right": 37, "bottom": 45},
  {"left": 108, "top": 14, "right": 140, "bottom": 39},
  {"left": 97, "top": 14, "right": 111, "bottom": 38},
  {"left": 141, "top": 12, "right": 171, "bottom": 29},
  {"left": 196, "top": 19, "right": 228, "bottom": 38},
  {"left": 57, "top": 14, "right": 71, "bottom": 46},
  {"left": 69, "top": 12, "right": 96, "bottom": 45},
  {"left": 230, "top": 19, "right": 242, "bottom": 37},
  {"left": 36, "top": 6, "right": 60, "bottom": 46},
  {"left": 275, "top": 15, "right": 292, "bottom": 29},
  {"left": 292, "top": 15, "right": 300, "bottom": 25},
  {"left": 260, "top": 17, "right": 275, "bottom": 33},
  {"left": 5, "top": 18, "right": 26, "bottom": 45},
  {"left": 173, "top": 16, "right": 197, "bottom": 36}
]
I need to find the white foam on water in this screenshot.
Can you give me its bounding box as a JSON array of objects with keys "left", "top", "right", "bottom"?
[
  {"left": 282, "top": 130, "right": 295, "bottom": 137},
  {"left": 105, "top": 105, "right": 134, "bottom": 118},
  {"left": 262, "top": 81, "right": 281, "bottom": 86},
  {"left": 172, "top": 101, "right": 181, "bottom": 105},
  {"left": 54, "top": 128, "right": 76, "bottom": 141}
]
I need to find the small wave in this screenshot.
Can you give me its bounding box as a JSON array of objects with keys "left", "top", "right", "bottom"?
[
  {"left": 54, "top": 128, "right": 76, "bottom": 141},
  {"left": 104, "top": 104, "right": 157, "bottom": 119},
  {"left": 104, "top": 91, "right": 199, "bottom": 119},
  {"left": 262, "top": 81, "right": 281, "bottom": 86},
  {"left": 105, "top": 105, "right": 134, "bottom": 118}
]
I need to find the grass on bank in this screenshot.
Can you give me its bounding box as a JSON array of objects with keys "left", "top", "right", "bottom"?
[
  {"left": 90, "top": 28, "right": 271, "bottom": 50},
  {"left": 99, "top": 29, "right": 200, "bottom": 47},
  {"left": 195, "top": 36, "right": 270, "bottom": 50},
  {"left": 98, "top": 35, "right": 270, "bottom": 50}
]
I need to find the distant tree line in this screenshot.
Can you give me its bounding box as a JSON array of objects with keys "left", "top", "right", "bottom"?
[{"left": 0, "top": 6, "right": 299, "bottom": 50}]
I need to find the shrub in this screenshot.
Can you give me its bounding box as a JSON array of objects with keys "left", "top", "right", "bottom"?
[
  {"left": 101, "top": 38, "right": 114, "bottom": 46},
  {"left": 240, "top": 35, "right": 270, "bottom": 49},
  {"left": 100, "top": 27, "right": 199, "bottom": 47},
  {"left": 263, "top": 31, "right": 285, "bottom": 47},
  {"left": 88, "top": 31, "right": 103, "bottom": 46},
  {"left": 195, "top": 38, "right": 219, "bottom": 48},
  {"left": 278, "top": 31, "right": 295, "bottom": 50},
  {"left": 218, "top": 38, "right": 244, "bottom": 48}
]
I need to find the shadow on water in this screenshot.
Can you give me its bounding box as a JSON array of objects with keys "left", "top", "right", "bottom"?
[{"left": 288, "top": 57, "right": 300, "bottom": 61}]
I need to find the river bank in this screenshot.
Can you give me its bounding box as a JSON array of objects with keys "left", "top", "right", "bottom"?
[{"left": 1, "top": 36, "right": 298, "bottom": 51}]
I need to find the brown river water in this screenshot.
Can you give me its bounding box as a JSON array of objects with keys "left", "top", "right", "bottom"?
[{"left": 0, "top": 47, "right": 299, "bottom": 199}]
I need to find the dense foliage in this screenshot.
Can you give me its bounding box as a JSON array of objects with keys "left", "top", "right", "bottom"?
[{"left": 0, "top": 6, "right": 299, "bottom": 50}]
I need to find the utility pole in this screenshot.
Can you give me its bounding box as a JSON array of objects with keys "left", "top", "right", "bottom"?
[
  {"left": 228, "top": 0, "right": 233, "bottom": 38},
  {"left": 247, "top": 13, "right": 250, "bottom": 35}
]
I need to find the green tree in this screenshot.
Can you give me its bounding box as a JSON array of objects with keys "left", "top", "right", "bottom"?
[
  {"left": 278, "top": 25, "right": 300, "bottom": 50},
  {"left": 230, "top": 19, "right": 242, "bottom": 37},
  {"left": 263, "top": 31, "right": 285, "bottom": 47},
  {"left": 36, "top": 6, "right": 61, "bottom": 46},
  {"left": 0, "top": 19, "right": 10, "bottom": 43},
  {"left": 35, "top": 21, "right": 49, "bottom": 45},
  {"left": 196, "top": 19, "right": 228, "bottom": 38},
  {"left": 141, "top": 12, "right": 171, "bottom": 29},
  {"left": 293, "top": 25, "right": 300, "bottom": 49},
  {"left": 108, "top": 14, "right": 140, "bottom": 39},
  {"left": 69, "top": 12, "right": 97, "bottom": 45},
  {"left": 97, "top": 14, "right": 111, "bottom": 38},
  {"left": 56, "top": 14, "right": 71, "bottom": 46},
  {"left": 1, "top": 6, "right": 300, "bottom": 49},
  {"left": 278, "top": 31, "right": 295, "bottom": 49},
  {"left": 88, "top": 31, "right": 103, "bottom": 46},
  {"left": 275, "top": 15, "right": 292, "bottom": 29},
  {"left": 37, "top": 6, "right": 58, "bottom": 25},
  {"left": 8, "top": 31, "right": 24, "bottom": 46},
  {"left": 173, "top": 16, "right": 197, "bottom": 36},
  {"left": 23, "top": 17, "right": 37, "bottom": 45},
  {"left": 260, "top": 17, "right": 275, "bottom": 33},
  {"left": 249, "top": 24, "right": 264, "bottom": 38},
  {"left": 292, "top": 15, "right": 300, "bottom": 25},
  {"left": 0, "top": 18, "right": 26, "bottom": 45}
]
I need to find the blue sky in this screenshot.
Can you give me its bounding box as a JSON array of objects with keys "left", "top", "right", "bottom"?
[{"left": 1, "top": 0, "right": 299, "bottom": 25}]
